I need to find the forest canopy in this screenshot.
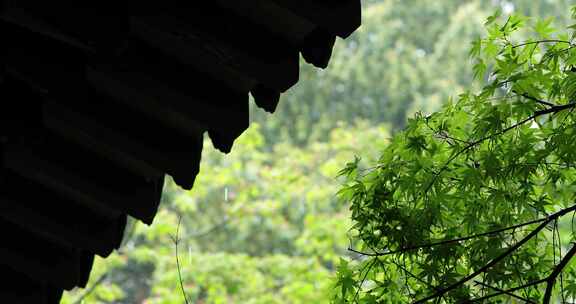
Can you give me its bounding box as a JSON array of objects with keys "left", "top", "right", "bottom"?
[{"left": 336, "top": 6, "right": 576, "bottom": 303}]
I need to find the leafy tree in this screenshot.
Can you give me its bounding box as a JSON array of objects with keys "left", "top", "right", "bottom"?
[{"left": 337, "top": 8, "right": 576, "bottom": 303}]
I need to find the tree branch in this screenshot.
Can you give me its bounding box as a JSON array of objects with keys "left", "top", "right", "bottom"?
[
  {"left": 473, "top": 280, "right": 536, "bottom": 303},
  {"left": 515, "top": 91, "right": 556, "bottom": 107},
  {"left": 543, "top": 242, "right": 576, "bottom": 304},
  {"left": 511, "top": 40, "right": 573, "bottom": 49},
  {"left": 534, "top": 102, "right": 576, "bottom": 116},
  {"left": 414, "top": 204, "right": 576, "bottom": 303},
  {"left": 349, "top": 216, "right": 547, "bottom": 257},
  {"left": 392, "top": 259, "right": 441, "bottom": 292},
  {"left": 467, "top": 278, "right": 547, "bottom": 303}
]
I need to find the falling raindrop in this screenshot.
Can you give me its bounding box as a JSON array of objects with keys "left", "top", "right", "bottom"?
[
  {"left": 225, "top": 187, "right": 229, "bottom": 202},
  {"left": 188, "top": 245, "right": 192, "bottom": 264}
]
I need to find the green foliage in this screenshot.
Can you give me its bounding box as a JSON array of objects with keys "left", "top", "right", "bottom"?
[{"left": 337, "top": 8, "right": 576, "bottom": 303}]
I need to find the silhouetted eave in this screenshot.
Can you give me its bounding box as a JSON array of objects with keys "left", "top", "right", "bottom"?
[{"left": 0, "top": 1, "right": 361, "bottom": 303}]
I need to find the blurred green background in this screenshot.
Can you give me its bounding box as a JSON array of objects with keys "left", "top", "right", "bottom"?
[{"left": 62, "top": 1, "right": 573, "bottom": 303}]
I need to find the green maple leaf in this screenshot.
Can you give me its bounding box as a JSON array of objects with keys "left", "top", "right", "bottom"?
[{"left": 533, "top": 17, "right": 556, "bottom": 38}]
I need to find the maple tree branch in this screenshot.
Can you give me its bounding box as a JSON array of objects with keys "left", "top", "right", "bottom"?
[
  {"left": 348, "top": 216, "right": 546, "bottom": 257},
  {"left": 511, "top": 39, "right": 573, "bottom": 49},
  {"left": 392, "top": 259, "right": 440, "bottom": 291},
  {"left": 543, "top": 242, "right": 576, "bottom": 304},
  {"left": 414, "top": 204, "right": 576, "bottom": 303},
  {"left": 467, "top": 278, "right": 547, "bottom": 303},
  {"left": 515, "top": 91, "right": 556, "bottom": 107},
  {"left": 473, "top": 280, "right": 536, "bottom": 303}
]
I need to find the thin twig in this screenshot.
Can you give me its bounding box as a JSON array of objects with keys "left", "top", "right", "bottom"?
[
  {"left": 181, "top": 216, "right": 230, "bottom": 239},
  {"left": 401, "top": 256, "right": 416, "bottom": 302},
  {"left": 424, "top": 118, "right": 471, "bottom": 145},
  {"left": 171, "top": 216, "right": 190, "bottom": 304},
  {"left": 511, "top": 40, "right": 573, "bottom": 49},
  {"left": 352, "top": 258, "right": 377, "bottom": 303},
  {"left": 392, "top": 259, "right": 440, "bottom": 291},
  {"left": 72, "top": 273, "right": 109, "bottom": 304},
  {"left": 515, "top": 92, "right": 556, "bottom": 107},
  {"left": 467, "top": 278, "right": 547, "bottom": 303},
  {"left": 473, "top": 280, "right": 536, "bottom": 303},
  {"left": 510, "top": 242, "right": 531, "bottom": 301}
]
